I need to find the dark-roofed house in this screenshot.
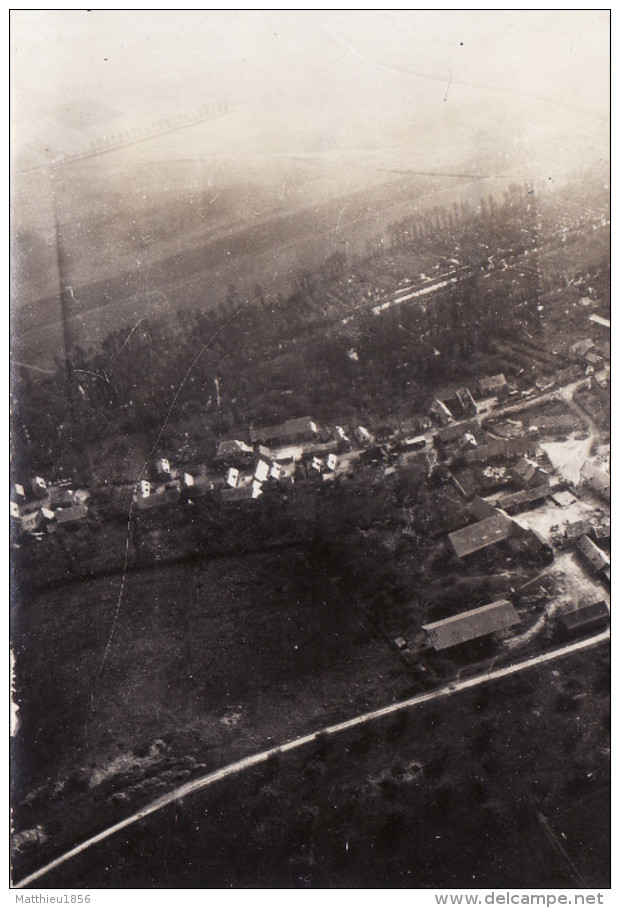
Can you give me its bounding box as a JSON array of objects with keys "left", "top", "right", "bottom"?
[
  {"left": 433, "top": 385, "right": 478, "bottom": 420},
  {"left": 476, "top": 374, "right": 507, "bottom": 396},
  {"left": 215, "top": 439, "right": 254, "bottom": 462},
  {"left": 437, "top": 419, "right": 478, "bottom": 445},
  {"left": 447, "top": 512, "right": 513, "bottom": 558},
  {"left": 580, "top": 460, "right": 610, "bottom": 503},
  {"left": 135, "top": 490, "right": 180, "bottom": 511},
  {"left": 48, "top": 486, "right": 77, "bottom": 507},
  {"left": 577, "top": 535, "right": 610, "bottom": 577},
  {"left": 463, "top": 436, "right": 538, "bottom": 464},
  {"left": 493, "top": 484, "right": 551, "bottom": 515},
  {"left": 559, "top": 601, "right": 609, "bottom": 636},
  {"left": 220, "top": 483, "right": 261, "bottom": 505},
  {"left": 430, "top": 398, "right": 453, "bottom": 425},
  {"left": 19, "top": 510, "right": 44, "bottom": 534},
  {"left": 530, "top": 414, "right": 576, "bottom": 436},
  {"left": 512, "top": 459, "right": 550, "bottom": 490},
  {"left": 422, "top": 600, "right": 520, "bottom": 651},
  {"left": 469, "top": 496, "right": 499, "bottom": 521},
  {"left": 55, "top": 504, "right": 89, "bottom": 525},
  {"left": 250, "top": 417, "right": 319, "bottom": 446},
  {"left": 505, "top": 437, "right": 540, "bottom": 456}
]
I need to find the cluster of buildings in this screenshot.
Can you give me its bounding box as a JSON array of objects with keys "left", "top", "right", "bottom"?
[
  {"left": 445, "top": 506, "right": 553, "bottom": 566},
  {"left": 429, "top": 374, "right": 509, "bottom": 427},
  {"left": 10, "top": 477, "right": 89, "bottom": 538},
  {"left": 12, "top": 351, "right": 610, "bottom": 664},
  {"left": 133, "top": 418, "right": 355, "bottom": 511}
]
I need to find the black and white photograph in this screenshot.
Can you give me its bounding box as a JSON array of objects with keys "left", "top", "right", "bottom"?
[{"left": 10, "top": 9, "right": 611, "bottom": 892}]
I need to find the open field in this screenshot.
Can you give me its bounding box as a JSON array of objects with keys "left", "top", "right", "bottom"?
[
  {"left": 11, "top": 545, "right": 412, "bottom": 877},
  {"left": 20, "top": 644, "right": 609, "bottom": 888}
]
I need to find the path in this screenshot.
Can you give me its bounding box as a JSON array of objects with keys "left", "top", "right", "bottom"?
[{"left": 14, "top": 628, "right": 609, "bottom": 889}]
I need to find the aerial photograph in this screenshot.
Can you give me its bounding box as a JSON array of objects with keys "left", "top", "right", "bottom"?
[{"left": 10, "top": 10, "right": 610, "bottom": 891}]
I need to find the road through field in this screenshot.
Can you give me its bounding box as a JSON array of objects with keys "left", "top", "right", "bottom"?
[{"left": 14, "top": 628, "right": 609, "bottom": 889}]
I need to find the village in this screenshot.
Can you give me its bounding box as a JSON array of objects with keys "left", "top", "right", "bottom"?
[{"left": 11, "top": 308, "right": 610, "bottom": 666}]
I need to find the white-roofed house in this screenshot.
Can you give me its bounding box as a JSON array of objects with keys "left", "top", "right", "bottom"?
[
  {"left": 226, "top": 467, "right": 240, "bottom": 488},
  {"left": 254, "top": 459, "right": 270, "bottom": 483}
]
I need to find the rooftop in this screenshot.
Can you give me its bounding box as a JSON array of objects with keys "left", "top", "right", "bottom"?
[
  {"left": 422, "top": 599, "right": 520, "bottom": 651},
  {"left": 448, "top": 512, "right": 513, "bottom": 558},
  {"left": 560, "top": 601, "right": 609, "bottom": 633},
  {"left": 55, "top": 504, "right": 88, "bottom": 524}
]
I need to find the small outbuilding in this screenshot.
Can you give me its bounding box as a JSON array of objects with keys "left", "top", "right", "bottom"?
[{"left": 559, "top": 601, "right": 609, "bottom": 636}]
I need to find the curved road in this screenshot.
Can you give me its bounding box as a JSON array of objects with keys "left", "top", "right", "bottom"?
[{"left": 14, "top": 628, "right": 609, "bottom": 889}]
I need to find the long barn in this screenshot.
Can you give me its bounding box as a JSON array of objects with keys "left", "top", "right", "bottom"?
[{"left": 422, "top": 600, "right": 521, "bottom": 651}]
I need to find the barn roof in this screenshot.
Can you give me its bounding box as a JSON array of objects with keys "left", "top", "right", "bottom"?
[
  {"left": 437, "top": 419, "right": 478, "bottom": 444},
  {"left": 448, "top": 512, "right": 513, "bottom": 558},
  {"left": 422, "top": 599, "right": 520, "bottom": 651},
  {"left": 250, "top": 417, "right": 317, "bottom": 444},
  {"left": 560, "top": 601, "right": 609, "bottom": 633},
  {"left": 216, "top": 439, "right": 253, "bottom": 457},
  {"left": 577, "top": 535, "right": 610, "bottom": 573},
  {"left": 478, "top": 373, "right": 507, "bottom": 393},
  {"left": 494, "top": 484, "right": 551, "bottom": 512},
  {"left": 55, "top": 504, "right": 88, "bottom": 524}
]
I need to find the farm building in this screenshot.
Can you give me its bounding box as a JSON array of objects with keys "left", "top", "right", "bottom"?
[
  {"left": 156, "top": 458, "right": 172, "bottom": 477},
  {"left": 429, "top": 399, "right": 453, "bottom": 426},
  {"left": 492, "top": 484, "right": 551, "bottom": 515},
  {"left": 447, "top": 512, "right": 513, "bottom": 558},
  {"left": 507, "top": 527, "right": 554, "bottom": 564},
  {"left": 31, "top": 476, "right": 48, "bottom": 498},
  {"left": 476, "top": 374, "right": 507, "bottom": 396},
  {"left": 353, "top": 426, "right": 373, "bottom": 445},
  {"left": 559, "top": 601, "right": 609, "bottom": 636},
  {"left": 135, "top": 490, "right": 179, "bottom": 511},
  {"left": 462, "top": 436, "right": 538, "bottom": 465},
  {"left": 400, "top": 435, "right": 427, "bottom": 451},
  {"left": 55, "top": 504, "right": 89, "bottom": 526},
  {"left": 577, "top": 535, "right": 610, "bottom": 577},
  {"left": 215, "top": 439, "right": 254, "bottom": 461},
  {"left": 468, "top": 496, "right": 499, "bottom": 521},
  {"left": 529, "top": 414, "right": 577, "bottom": 436},
  {"left": 250, "top": 417, "right": 319, "bottom": 446},
  {"left": 254, "top": 459, "right": 270, "bottom": 483},
  {"left": 580, "top": 460, "right": 610, "bottom": 502},
  {"left": 422, "top": 600, "right": 521, "bottom": 651},
  {"left": 436, "top": 419, "right": 478, "bottom": 445},
  {"left": 512, "top": 459, "right": 550, "bottom": 489},
  {"left": 432, "top": 386, "right": 477, "bottom": 421},
  {"left": 220, "top": 484, "right": 260, "bottom": 505},
  {"left": 19, "top": 510, "right": 44, "bottom": 534}
]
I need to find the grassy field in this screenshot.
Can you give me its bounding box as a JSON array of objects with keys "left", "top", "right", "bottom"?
[
  {"left": 21, "top": 644, "right": 610, "bottom": 888},
  {"left": 12, "top": 545, "right": 413, "bottom": 878}
]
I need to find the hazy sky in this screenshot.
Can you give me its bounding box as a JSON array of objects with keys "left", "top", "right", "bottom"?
[{"left": 11, "top": 10, "right": 609, "bottom": 169}]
